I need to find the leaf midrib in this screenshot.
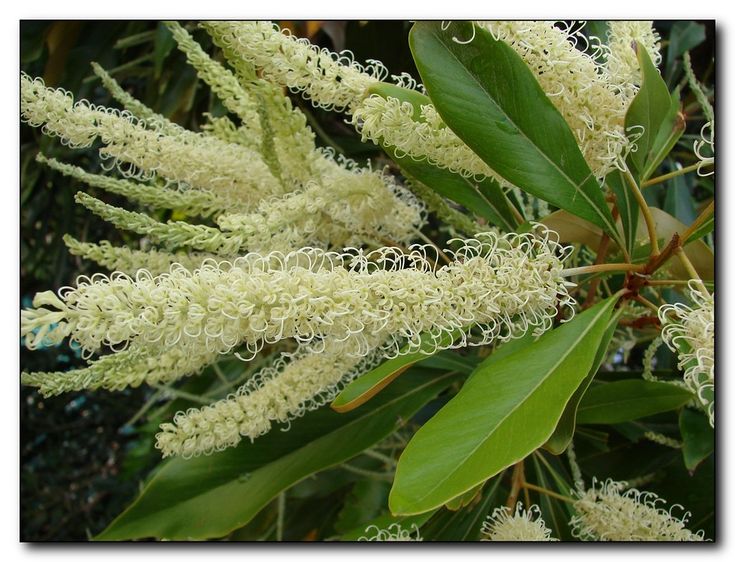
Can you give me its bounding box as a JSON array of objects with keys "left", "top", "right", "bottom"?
[{"left": 423, "top": 25, "right": 617, "bottom": 238}]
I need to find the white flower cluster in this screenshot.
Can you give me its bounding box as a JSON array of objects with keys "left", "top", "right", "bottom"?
[
  {"left": 658, "top": 282, "right": 715, "bottom": 426},
  {"left": 571, "top": 478, "right": 705, "bottom": 541},
  {"left": 22, "top": 27, "right": 425, "bottom": 258},
  {"left": 21, "top": 229, "right": 574, "bottom": 367},
  {"left": 481, "top": 503, "right": 557, "bottom": 541},
  {"left": 20, "top": 73, "right": 280, "bottom": 205},
  {"left": 605, "top": 21, "right": 662, "bottom": 99},
  {"left": 358, "top": 523, "right": 422, "bottom": 541},
  {"left": 202, "top": 21, "right": 387, "bottom": 112}
]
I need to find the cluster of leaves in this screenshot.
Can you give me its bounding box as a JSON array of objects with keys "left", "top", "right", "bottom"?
[{"left": 20, "top": 20, "right": 714, "bottom": 541}]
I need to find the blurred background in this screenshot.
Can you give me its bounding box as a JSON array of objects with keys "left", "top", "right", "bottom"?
[{"left": 20, "top": 20, "right": 715, "bottom": 541}]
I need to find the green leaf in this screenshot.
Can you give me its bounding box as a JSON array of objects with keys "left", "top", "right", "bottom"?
[
  {"left": 389, "top": 297, "right": 617, "bottom": 515},
  {"left": 626, "top": 44, "right": 684, "bottom": 181},
  {"left": 331, "top": 330, "right": 459, "bottom": 413},
  {"left": 333, "top": 479, "right": 390, "bottom": 534},
  {"left": 95, "top": 370, "right": 458, "bottom": 540},
  {"left": 607, "top": 169, "right": 639, "bottom": 258},
  {"left": 409, "top": 21, "right": 619, "bottom": 242},
  {"left": 368, "top": 83, "right": 519, "bottom": 231},
  {"left": 664, "top": 165, "right": 697, "bottom": 225},
  {"left": 679, "top": 408, "right": 714, "bottom": 472},
  {"left": 153, "top": 22, "right": 176, "bottom": 80},
  {"left": 576, "top": 380, "right": 693, "bottom": 425},
  {"left": 642, "top": 89, "right": 685, "bottom": 181},
  {"left": 545, "top": 308, "right": 623, "bottom": 454},
  {"left": 665, "top": 22, "right": 706, "bottom": 81}
]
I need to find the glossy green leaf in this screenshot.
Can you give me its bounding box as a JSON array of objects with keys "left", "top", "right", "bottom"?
[
  {"left": 607, "top": 169, "right": 639, "bottom": 258},
  {"left": 576, "top": 380, "right": 693, "bottom": 425},
  {"left": 331, "top": 330, "right": 458, "bottom": 413},
  {"left": 96, "top": 370, "right": 458, "bottom": 540},
  {"left": 545, "top": 308, "right": 623, "bottom": 454},
  {"left": 679, "top": 408, "right": 714, "bottom": 472},
  {"left": 626, "top": 44, "right": 684, "bottom": 181},
  {"left": 409, "top": 21, "right": 619, "bottom": 241},
  {"left": 389, "top": 297, "right": 617, "bottom": 515},
  {"left": 368, "top": 83, "right": 518, "bottom": 231}
]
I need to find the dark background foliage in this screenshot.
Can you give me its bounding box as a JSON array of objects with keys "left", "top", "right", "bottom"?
[{"left": 20, "top": 20, "right": 715, "bottom": 541}]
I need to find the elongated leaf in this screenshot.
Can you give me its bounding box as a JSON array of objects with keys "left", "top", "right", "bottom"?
[
  {"left": 96, "top": 370, "right": 458, "bottom": 540},
  {"left": 607, "top": 169, "right": 639, "bottom": 258},
  {"left": 626, "top": 44, "right": 684, "bottom": 181},
  {"left": 576, "top": 380, "right": 693, "bottom": 425},
  {"left": 679, "top": 408, "right": 714, "bottom": 472},
  {"left": 389, "top": 297, "right": 617, "bottom": 515},
  {"left": 331, "top": 330, "right": 458, "bottom": 413},
  {"left": 643, "top": 89, "right": 685, "bottom": 181},
  {"left": 368, "top": 83, "right": 518, "bottom": 230},
  {"left": 409, "top": 21, "right": 619, "bottom": 241},
  {"left": 545, "top": 308, "right": 623, "bottom": 454}
]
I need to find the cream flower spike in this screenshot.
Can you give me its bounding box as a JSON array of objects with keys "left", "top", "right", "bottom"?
[
  {"left": 38, "top": 154, "right": 234, "bottom": 218},
  {"left": 20, "top": 228, "right": 574, "bottom": 364},
  {"left": 481, "top": 503, "right": 557, "bottom": 541},
  {"left": 63, "top": 235, "right": 215, "bottom": 276},
  {"left": 204, "top": 21, "right": 497, "bottom": 182},
  {"left": 658, "top": 281, "right": 715, "bottom": 426},
  {"left": 202, "top": 21, "right": 386, "bottom": 112},
  {"left": 358, "top": 523, "right": 422, "bottom": 541},
  {"left": 20, "top": 73, "right": 282, "bottom": 204},
  {"left": 155, "top": 338, "right": 382, "bottom": 458},
  {"left": 21, "top": 344, "right": 220, "bottom": 396},
  {"left": 571, "top": 478, "right": 705, "bottom": 541}
]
